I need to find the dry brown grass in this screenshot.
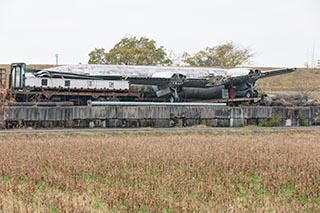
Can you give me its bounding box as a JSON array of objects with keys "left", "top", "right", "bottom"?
[
  {"left": 0, "top": 130, "right": 319, "bottom": 212},
  {"left": 257, "top": 68, "right": 320, "bottom": 101}
]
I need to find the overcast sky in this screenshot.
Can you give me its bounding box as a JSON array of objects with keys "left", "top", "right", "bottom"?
[{"left": 1, "top": 0, "right": 319, "bottom": 67}]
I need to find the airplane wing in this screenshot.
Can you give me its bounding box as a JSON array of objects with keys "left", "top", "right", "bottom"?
[
  {"left": 206, "top": 68, "right": 296, "bottom": 87},
  {"left": 33, "top": 70, "right": 123, "bottom": 80},
  {"left": 129, "top": 68, "right": 296, "bottom": 89},
  {"left": 258, "top": 68, "right": 296, "bottom": 79}
]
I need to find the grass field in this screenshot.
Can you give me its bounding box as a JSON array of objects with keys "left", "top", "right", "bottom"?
[{"left": 0, "top": 129, "right": 319, "bottom": 212}]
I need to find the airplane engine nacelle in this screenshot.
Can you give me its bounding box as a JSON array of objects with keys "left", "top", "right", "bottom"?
[
  {"left": 248, "top": 69, "right": 261, "bottom": 76},
  {"left": 227, "top": 68, "right": 261, "bottom": 77},
  {"left": 170, "top": 73, "right": 186, "bottom": 86},
  {"left": 152, "top": 72, "right": 186, "bottom": 88}
]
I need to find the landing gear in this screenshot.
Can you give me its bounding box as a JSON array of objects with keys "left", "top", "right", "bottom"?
[
  {"left": 169, "top": 87, "right": 180, "bottom": 103},
  {"left": 169, "top": 95, "right": 180, "bottom": 103},
  {"left": 246, "top": 82, "right": 258, "bottom": 98}
]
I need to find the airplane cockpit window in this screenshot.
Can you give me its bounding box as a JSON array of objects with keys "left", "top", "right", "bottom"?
[{"left": 15, "top": 66, "right": 21, "bottom": 87}]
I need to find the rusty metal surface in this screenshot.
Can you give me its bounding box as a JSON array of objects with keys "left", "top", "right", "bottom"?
[
  {"left": 8, "top": 102, "right": 74, "bottom": 107},
  {"left": 10, "top": 89, "right": 139, "bottom": 100}
]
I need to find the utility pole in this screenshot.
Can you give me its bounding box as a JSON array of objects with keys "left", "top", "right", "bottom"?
[
  {"left": 311, "top": 42, "right": 315, "bottom": 68},
  {"left": 55, "top": 53, "right": 59, "bottom": 65}
]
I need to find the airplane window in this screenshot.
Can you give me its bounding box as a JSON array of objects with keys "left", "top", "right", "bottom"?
[
  {"left": 65, "top": 80, "right": 70, "bottom": 87},
  {"left": 41, "top": 79, "right": 48, "bottom": 86},
  {"left": 15, "top": 66, "right": 21, "bottom": 87},
  {"left": 11, "top": 67, "right": 16, "bottom": 87}
]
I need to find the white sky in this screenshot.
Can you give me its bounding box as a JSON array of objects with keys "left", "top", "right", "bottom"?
[{"left": 1, "top": 0, "right": 319, "bottom": 67}]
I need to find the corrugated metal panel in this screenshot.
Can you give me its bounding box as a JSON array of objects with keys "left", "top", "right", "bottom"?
[{"left": 1, "top": 105, "right": 319, "bottom": 128}]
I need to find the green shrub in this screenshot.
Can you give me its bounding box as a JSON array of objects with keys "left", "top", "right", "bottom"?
[{"left": 299, "top": 116, "right": 307, "bottom": 126}]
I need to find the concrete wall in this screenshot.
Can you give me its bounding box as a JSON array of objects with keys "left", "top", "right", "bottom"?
[{"left": 1, "top": 105, "right": 320, "bottom": 128}]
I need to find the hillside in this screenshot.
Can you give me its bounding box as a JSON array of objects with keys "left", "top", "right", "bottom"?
[
  {"left": 256, "top": 68, "right": 320, "bottom": 101},
  {"left": 0, "top": 64, "right": 319, "bottom": 101}
]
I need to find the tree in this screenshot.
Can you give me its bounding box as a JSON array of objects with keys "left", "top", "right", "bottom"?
[
  {"left": 182, "top": 42, "right": 253, "bottom": 68},
  {"left": 88, "top": 48, "right": 106, "bottom": 64},
  {"left": 88, "top": 36, "right": 172, "bottom": 66}
]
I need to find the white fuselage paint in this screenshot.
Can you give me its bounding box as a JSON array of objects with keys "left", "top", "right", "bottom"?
[
  {"left": 24, "top": 73, "right": 129, "bottom": 90},
  {"left": 41, "top": 64, "right": 252, "bottom": 79}
]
